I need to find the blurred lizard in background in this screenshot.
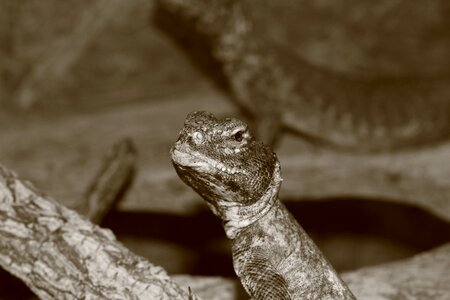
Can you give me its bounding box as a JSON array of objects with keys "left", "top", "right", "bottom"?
[{"left": 155, "top": 0, "right": 450, "bottom": 151}]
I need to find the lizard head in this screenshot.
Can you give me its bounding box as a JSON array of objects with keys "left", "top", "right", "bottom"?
[{"left": 171, "top": 111, "right": 277, "bottom": 217}]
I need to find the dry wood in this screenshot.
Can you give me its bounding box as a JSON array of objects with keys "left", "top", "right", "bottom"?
[
  {"left": 277, "top": 137, "right": 450, "bottom": 222},
  {"left": 0, "top": 163, "right": 197, "bottom": 299},
  {"left": 342, "top": 243, "right": 450, "bottom": 299},
  {"left": 79, "top": 138, "right": 137, "bottom": 223}
]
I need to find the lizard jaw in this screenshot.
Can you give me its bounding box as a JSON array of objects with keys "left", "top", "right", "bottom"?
[
  {"left": 171, "top": 145, "right": 245, "bottom": 176},
  {"left": 171, "top": 147, "right": 215, "bottom": 173}
]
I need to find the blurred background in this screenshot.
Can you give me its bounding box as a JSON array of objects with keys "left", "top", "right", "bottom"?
[{"left": 0, "top": 0, "right": 449, "bottom": 298}]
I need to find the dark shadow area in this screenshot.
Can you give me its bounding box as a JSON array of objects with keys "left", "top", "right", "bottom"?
[
  {"left": 288, "top": 198, "right": 450, "bottom": 250},
  {"left": 0, "top": 268, "right": 35, "bottom": 300},
  {"left": 102, "top": 199, "right": 449, "bottom": 276},
  {"left": 286, "top": 199, "right": 450, "bottom": 271},
  {"left": 103, "top": 207, "right": 232, "bottom": 276}
]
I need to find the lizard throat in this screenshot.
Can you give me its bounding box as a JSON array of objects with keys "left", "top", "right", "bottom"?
[{"left": 222, "top": 161, "right": 282, "bottom": 239}]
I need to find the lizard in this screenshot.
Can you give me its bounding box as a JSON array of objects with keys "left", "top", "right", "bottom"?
[
  {"left": 155, "top": 0, "right": 450, "bottom": 151},
  {"left": 171, "top": 110, "right": 356, "bottom": 299}
]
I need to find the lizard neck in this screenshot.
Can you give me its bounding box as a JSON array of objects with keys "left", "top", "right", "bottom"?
[{"left": 221, "top": 161, "right": 283, "bottom": 239}]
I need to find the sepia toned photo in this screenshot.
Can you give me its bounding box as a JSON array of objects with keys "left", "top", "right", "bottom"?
[{"left": 0, "top": 1, "right": 449, "bottom": 299}]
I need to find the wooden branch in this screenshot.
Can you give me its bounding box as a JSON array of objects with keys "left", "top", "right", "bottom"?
[
  {"left": 342, "top": 243, "right": 450, "bottom": 299},
  {"left": 79, "top": 138, "right": 136, "bottom": 223},
  {"left": 0, "top": 164, "right": 198, "bottom": 299},
  {"left": 277, "top": 138, "right": 450, "bottom": 222}
]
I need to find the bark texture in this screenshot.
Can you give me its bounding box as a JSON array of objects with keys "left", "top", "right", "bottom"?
[
  {"left": 0, "top": 163, "right": 196, "bottom": 299},
  {"left": 277, "top": 138, "right": 450, "bottom": 223},
  {"left": 79, "top": 139, "right": 136, "bottom": 223},
  {"left": 343, "top": 243, "right": 450, "bottom": 299}
]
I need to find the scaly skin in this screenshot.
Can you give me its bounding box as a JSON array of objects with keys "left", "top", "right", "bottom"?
[{"left": 171, "top": 111, "right": 356, "bottom": 299}]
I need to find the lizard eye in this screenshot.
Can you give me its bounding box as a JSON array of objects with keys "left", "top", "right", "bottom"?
[
  {"left": 191, "top": 131, "right": 204, "bottom": 144},
  {"left": 233, "top": 130, "right": 244, "bottom": 142}
]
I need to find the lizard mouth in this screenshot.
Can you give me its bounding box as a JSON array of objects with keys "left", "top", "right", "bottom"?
[{"left": 171, "top": 145, "right": 243, "bottom": 175}]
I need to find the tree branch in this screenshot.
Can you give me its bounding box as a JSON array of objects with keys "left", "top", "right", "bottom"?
[
  {"left": 78, "top": 138, "right": 136, "bottom": 223},
  {"left": 0, "top": 163, "right": 197, "bottom": 299},
  {"left": 343, "top": 243, "right": 450, "bottom": 299}
]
